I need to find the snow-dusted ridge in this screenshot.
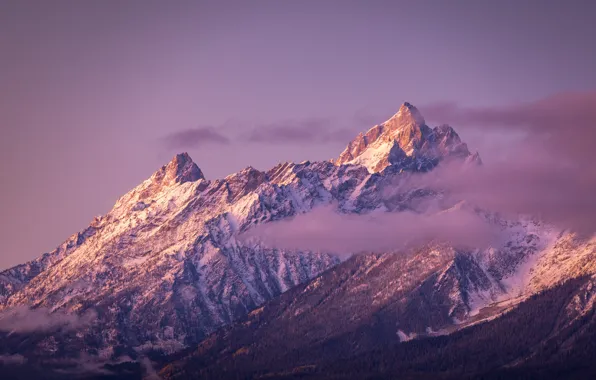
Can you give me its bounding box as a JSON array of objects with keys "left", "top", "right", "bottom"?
[
  {"left": 0, "top": 102, "right": 594, "bottom": 362},
  {"left": 335, "top": 102, "right": 479, "bottom": 173}
]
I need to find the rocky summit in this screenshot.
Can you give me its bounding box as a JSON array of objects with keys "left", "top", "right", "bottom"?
[
  {"left": 335, "top": 102, "right": 480, "bottom": 173},
  {"left": 1, "top": 102, "right": 595, "bottom": 380}
]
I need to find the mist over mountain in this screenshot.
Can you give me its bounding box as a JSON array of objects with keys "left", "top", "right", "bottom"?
[{"left": 1, "top": 102, "right": 595, "bottom": 380}]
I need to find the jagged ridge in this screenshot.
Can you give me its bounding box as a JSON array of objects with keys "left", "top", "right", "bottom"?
[
  {"left": 336, "top": 102, "right": 480, "bottom": 172},
  {"left": 1, "top": 102, "right": 592, "bottom": 374}
]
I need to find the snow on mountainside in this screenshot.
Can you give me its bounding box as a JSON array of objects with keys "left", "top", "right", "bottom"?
[
  {"left": 0, "top": 154, "right": 343, "bottom": 353},
  {"left": 1, "top": 102, "right": 594, "bottom": 371},
  {"left": 335, "top": 102, "right": 480, "bottom": 173},
  {"left": 165, "top": 273, "right": 596, "bottom": 380}
]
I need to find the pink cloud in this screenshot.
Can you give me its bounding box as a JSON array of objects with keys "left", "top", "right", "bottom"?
[
  {"left": 162, "top": 127, "right": 231, "bottom": 149},
  {"left": 246, "top": 93, "right": 596, "bottom": 255},
  {"left": 422, "top": 92, "right": 596, "bottom": 164},
  {"left": 242, "top": 204, "right": 501, "bottom": 258},
  {"left": 243, "top": 118, "right": 356, "bottom": 144},
  {"left": 419, "top": 92, "right": 596, "bottom": 235},
  {"left": 0, "top": 306, "right": 97, "bottom": 333}
]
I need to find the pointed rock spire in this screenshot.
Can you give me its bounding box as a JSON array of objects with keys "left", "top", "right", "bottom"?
[
  {"left": 152, "top": 153, "right": 205, "bottom": 186},
  {"left": 384, "top": 102, "right": 430, "bottom": 142},
  {"left": 393, "top": 102, "right": 426, "bottom": 126},
  {"left": 115, "top": 153, "right": 206, "bottom": 207},
  {"left": 335, "top": 102, "right": 476, "bottom": 173}
]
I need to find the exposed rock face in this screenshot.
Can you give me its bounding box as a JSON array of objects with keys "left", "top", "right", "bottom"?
[
  {"left": 157, "top": 216, "right": 596, "bottom": 379},
  {"left": 0, "top": 154, "right": 344, "bottom": 354},
  {"left": 336, "top": 102, "right": 478, "bottom": 173},
  {"left": 137, "top": 152, "right": 205, "bottom": 199},
  {"left": 162, "top": 274, "right": 596, "bottom": 380},
  {"left": 2, "top": 101, "right": 593, "bottom": 378},
  {"left": 163, "top": 152, "right": 205, "bottom": 184}
]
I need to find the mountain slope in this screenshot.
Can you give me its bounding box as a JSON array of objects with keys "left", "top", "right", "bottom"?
[
  {"left": 0, "top": 154, "right": 343, "bottom": 353},
  {"left": 2, "top": 101, "right": 586, "bottom": 378},
  {"left": 335, "top": 102, "right": 479, "bottom": 173},
  {"left": 0, "top": 102, "right": 478, "bottom": 355},
  {"left": 161, "top": 242, "right": 596, "bottom": 380}
]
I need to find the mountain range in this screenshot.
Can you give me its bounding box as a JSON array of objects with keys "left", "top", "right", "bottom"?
[{"left": 1, "top": 103, "right": 595, "bottom": 379}]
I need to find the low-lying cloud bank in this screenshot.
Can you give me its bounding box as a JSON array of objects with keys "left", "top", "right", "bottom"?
[
  {"left": 162, "top": 117, "right": 359, "bottom": 150},
  {"left": 0, "top": 306, "right": 97, "bottom": 333},
  {"left": 245, "top": 92, "right": 596, "bottom": 255},
  {"left": 422, "top": 92, "right": 596, "bottom": 235},
  {"left": 242, "top": 204, "right": 501, "bottom": 258},
  {"left": 162, "top": 126, "right": 231, "bottom": 149},
  {"left": 0, "top": 354, "right": 26, "bottom": 365}
]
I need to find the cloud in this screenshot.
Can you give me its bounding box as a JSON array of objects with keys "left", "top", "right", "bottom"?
[
  {"left": 0, "top": 354, "right": 26, "bottom": 365},
  {"left": 418, "top": 92, "right": 596, "bottom": 234},
  {"left": 421, "top": 92, "right": 596, "bottom": 164},
  {"left": 162, "top": 127, "right": 231, "bottom": 149},
  {"left": 402, "top": 155, "right": 596, "bottom": 236},
  {"left": 243, "top": 118, "right": 356, "bottom": 144},
  {"left": 49, "top": 353, "right": 136, "bottom": 376},
  {"left": 140, "top": 357, "right": 162, "bottom": 380},
  {"left": 0, "top": 306, "right": 97, "bottom": 333},
  {"left": 38, "top": 354, "right": 139, "bottom": 377},
  {"left": 162, "top": 117, "right": 360, "bottom": 149},
  {"left": 242, "top": 92, "right": 596, "bottom": 254},
  {"left": 53, "top": 354, "right": 115, "bottom": 376},
  {"left": 241, "top": 204, "right": 501, "bottom": 258}
]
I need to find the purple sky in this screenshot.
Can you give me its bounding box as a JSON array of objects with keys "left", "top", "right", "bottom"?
[{"left": 1, "top": 0, "right": 596, "bottom": 269}]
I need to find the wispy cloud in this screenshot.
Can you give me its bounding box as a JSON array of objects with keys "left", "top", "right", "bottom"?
[
  {"left": 242, "top": 118, "right": 356, "bottom": 144},
  {"left": 0, "top": 306, "right": 97, "bottom": 333},
  {"left": 421, "top": 92, "right": 596, "bottom": 163},
  {"left": 0, "top": 354, "right": 26, "bottom": 365},
  {"left": 51, "top": 353, "right": 138, "bottom": 376},
  {"left": 242, "top": 204, "right": 501, "bottom": 258},
  {"left": 244, "top": 93, "right": 596, "bottom": 254},
  {"left": 419, "top": 92, "right": 596, "bottom": 234},
  {"left": 162, "top": 127, "right": 231, "bottom": 149},
  {"left": 162, "top": 117, "right": 361, "bottom": 149},
  {"left": 140, "top": 357, "right": 162, "bottom": 380}
]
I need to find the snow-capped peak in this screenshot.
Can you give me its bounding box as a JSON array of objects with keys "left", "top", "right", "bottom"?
[
  {"left": 335, "top": 102, "right": 474, "bottom": 173},
  {"left": 152, "top": 152, "right": 205, "bottom": 186},
  {"left": 108, "top": 152, "right": 206, "bottom": 210},
  {"left": 389, "top": 101, "right": 426, "bottom": 127}
]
